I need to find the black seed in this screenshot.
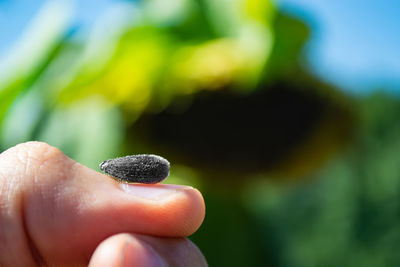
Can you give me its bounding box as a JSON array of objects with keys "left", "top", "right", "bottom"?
[{"left": 99, "top": 154, "right": 170, "bottom": 184}]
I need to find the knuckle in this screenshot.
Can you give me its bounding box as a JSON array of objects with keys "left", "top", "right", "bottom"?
[
  {"left": 17, "top": 141, "right": 64, "bottom": 165},
  {"left": 0, "top": 142, "right": 66, "bottom": 181}
]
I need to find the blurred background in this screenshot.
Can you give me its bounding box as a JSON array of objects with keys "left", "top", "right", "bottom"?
[{"left": 1, "top": 0, "right": 400, "bottom": 266}]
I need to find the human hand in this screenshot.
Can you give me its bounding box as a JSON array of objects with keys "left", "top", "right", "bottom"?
[{"left": 0, "top": 142, "right": 207, "bottom": 266}]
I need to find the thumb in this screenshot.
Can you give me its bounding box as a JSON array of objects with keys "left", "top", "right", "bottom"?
[
  {"left": 89, "top": 233, "right": 208, "bottom": 267},
  {"left": 88, "top": 234, "right": 165, "bottom": 267}
]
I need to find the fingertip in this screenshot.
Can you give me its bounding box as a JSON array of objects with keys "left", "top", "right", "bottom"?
[
  {"left": 173, "top": 187, "right": 206, "bottom": 236},
  {"left": 117, "top": 184, "right": 206, "bottom": 237}
]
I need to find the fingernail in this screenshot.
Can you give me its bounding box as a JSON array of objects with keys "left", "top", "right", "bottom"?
[
  {"left": 120, "top": 184, "right": 191, "bottom": 201},
  {"left": 123, "top": 238, "right": 166, "bottom": 267}
]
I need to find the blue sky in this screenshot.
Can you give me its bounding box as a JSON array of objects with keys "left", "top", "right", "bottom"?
[
  {"left": 277, "top": 0, "right": 400, "bottom": 93},
  {"left": 1, "top": 0, "right": 399, "bottom": 94},
  {"left": 0, "top": 0, "right": 117, "bottom": 58}
]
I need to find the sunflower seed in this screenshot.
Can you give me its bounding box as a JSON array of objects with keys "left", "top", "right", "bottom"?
[{"left": 99, "top": 154, "right": 170, "bottom": 184}]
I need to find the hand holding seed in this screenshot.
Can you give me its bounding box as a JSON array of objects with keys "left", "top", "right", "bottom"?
[{"left": 0, "top": 142, "right": 207, "bottom": 267}]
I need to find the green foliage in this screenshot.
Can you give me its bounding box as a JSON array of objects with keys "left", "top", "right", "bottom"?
[{"left": 237, "top": 94, "right": 400, "bottom": 266}]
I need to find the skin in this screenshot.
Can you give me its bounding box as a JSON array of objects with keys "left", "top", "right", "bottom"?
[{"left": 0, "top": 142, "right": 207, "bottom": 267}]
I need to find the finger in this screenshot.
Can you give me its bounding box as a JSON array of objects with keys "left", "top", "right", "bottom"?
[
  {"left": 88, "top": 233, "right": 163, "bottom": 267},
  {"left": 88, "top": 233, "right": 208, "bottom": 267},
  {"left": 0, "top": 142, "right": 205, "bottom": 266}
]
